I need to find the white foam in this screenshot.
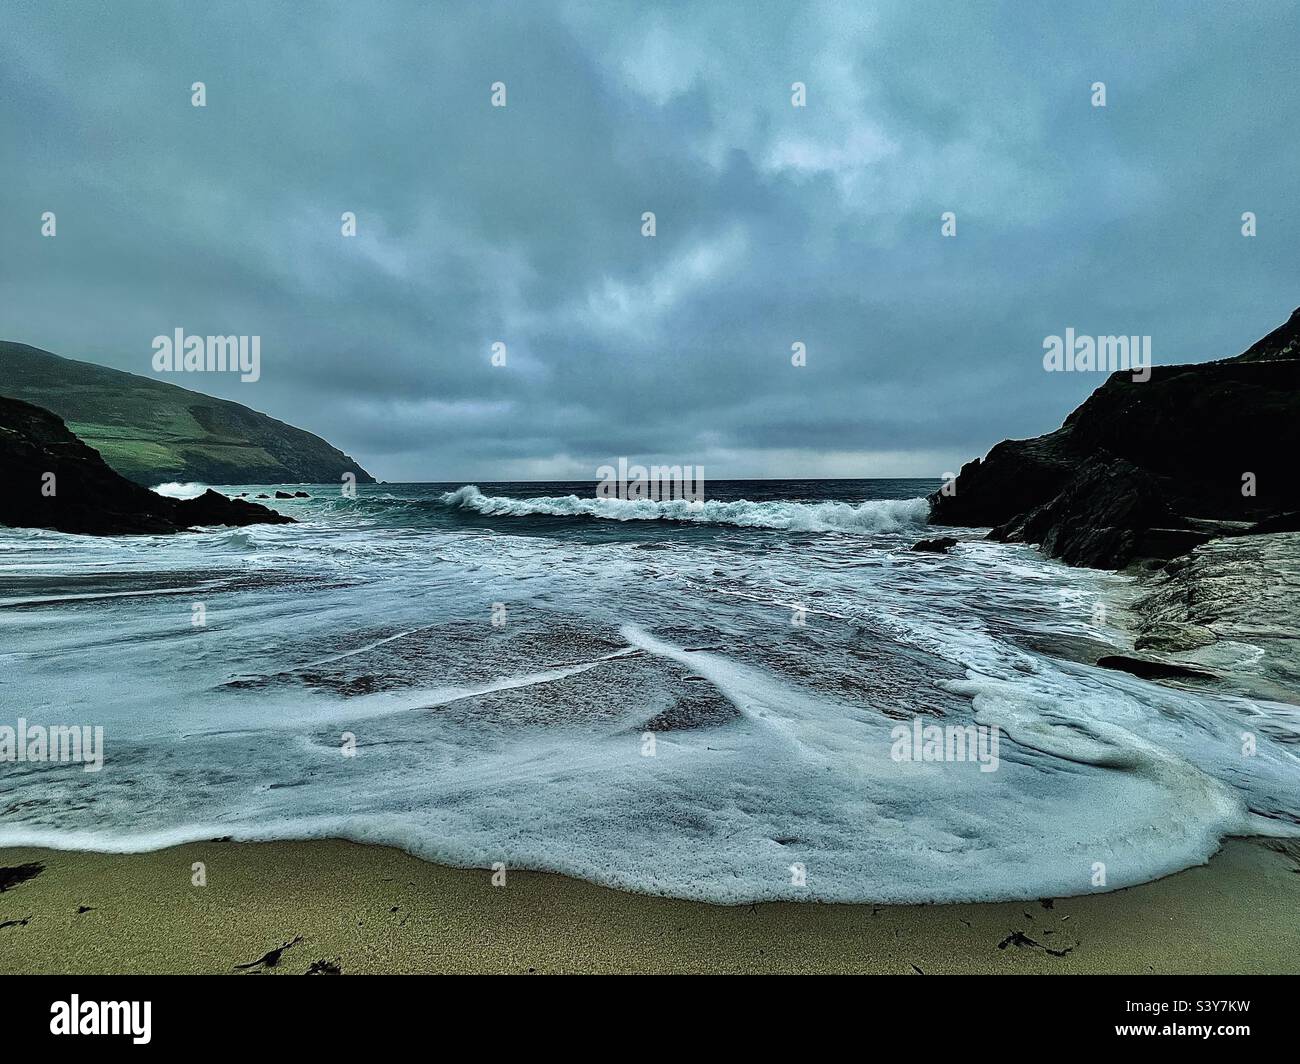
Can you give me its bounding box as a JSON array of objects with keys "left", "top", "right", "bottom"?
[
  {"left": 2, "top": 490, "right": 1297, "bottom": 905},
  {"left": 441, "top": 484, "right": 930, "bottom": 533},
  {"left": 150, "top": 481, "right": 209, "bottom": 499}
]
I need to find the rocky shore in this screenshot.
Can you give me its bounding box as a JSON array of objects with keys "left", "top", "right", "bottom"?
[
  {"left": 1127, "top": 531, "right": 1300, "bottom": 706},
  {"left": 0, "top": 396, "right": 294, "bottom": 534},
  {"left": 929, "top": 308, "right": 1300, "bottom": 570}
]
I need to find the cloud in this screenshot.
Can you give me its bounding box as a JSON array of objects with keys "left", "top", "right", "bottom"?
[{"left": 1, "top": 0, "right": 1296, "bottom": 483}]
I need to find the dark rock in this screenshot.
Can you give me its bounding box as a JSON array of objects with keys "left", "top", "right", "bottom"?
[
  {"left": 1233, "top": 308, "right": 1300, "bottom": 362},
  {"left": 274, "top": 490, "right": 294, "bottom": 499},
  {"left": 930, "top": 308, "right": 1300, "bottom": 569},
  {"left": 1250, "top": 510, "right": 1300, "bottom": 534},
  {"left": 177, "top": 489, "right": 292, "bottom": 529},
  {"left": 1135, "top": 622, "right": 1217, "bottom": 653},
  {"left": 293, "top": 491, "right": 310, "bottom": 498},
  {"left": 929, "top": 435, "right": 1075, "bottom": 529},
  {"left": 911, "top": 537, "right": 958, "bottom": 553},
  {"left": 0, "top": 397, "right": 294, "bottom": 535},
  {"left": 988, "top": 459, "right": 1186, "bottom": 568},
  {"left": 989, "top": 459, "right": 1219, "bottom": 569},
  {"left": 1095, "top": 655, "right": 1218, "bottom": 681}
]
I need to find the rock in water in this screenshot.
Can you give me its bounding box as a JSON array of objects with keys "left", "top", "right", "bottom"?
[
  {"left": 911, "top": 537, "right": 958, "bottom": 553},
  {"left": 1095, "top": 655, "right": 1219, "bottom": 681},
  {"left": 0, "top": 396, "right": 294, "bottom": 534},
  {"left": 1134, "top": 622, "right": 1217, "bottom": 654}
]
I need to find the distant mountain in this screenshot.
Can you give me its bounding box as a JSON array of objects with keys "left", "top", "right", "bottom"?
[
  {"left": 0, "top": 341, "right": 375, "bottom": 486},
  {"left": 928, "top": 307, "right": 1300, "bottom": 568}
]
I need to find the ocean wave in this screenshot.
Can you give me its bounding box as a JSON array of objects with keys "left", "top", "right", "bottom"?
[
  {"left": 439, "top": 484, "right": 931, "bottom": 533},
  {"left": 150, "top": 481, "right": 210, "bottom": 499},
  {"left": 6, "top": 487, "right": 1300, "bottom": 904}
]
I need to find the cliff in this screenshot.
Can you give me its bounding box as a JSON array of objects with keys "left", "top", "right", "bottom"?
[
  {"left": 928, "top": 308, "right": 1300, "bottom": 569},
  {"left": 0, "top": 396, "right": 295, "bottom": 534}
]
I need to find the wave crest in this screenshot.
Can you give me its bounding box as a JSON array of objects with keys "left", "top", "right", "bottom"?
[
  {"left": 150, "top": 481, "right": 210, "bottom": 499},
  {"left": 439, "top": 484, "right": 931, "bottom": 533}
]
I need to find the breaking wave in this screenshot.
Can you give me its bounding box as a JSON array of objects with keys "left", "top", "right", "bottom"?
[
  {"left": 3, "top": 478, "right": 1299, "bottom": 904},
  {"left": 150, "top": 481, "right": 209, "bottom": 499},
  {"left": 439, "top": 484, "right": 931, "bottom": 533}
]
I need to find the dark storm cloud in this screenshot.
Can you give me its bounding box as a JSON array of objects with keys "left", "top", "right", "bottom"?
[{"left": 2, "top": 0, "right": 1296, "bottom": 481}]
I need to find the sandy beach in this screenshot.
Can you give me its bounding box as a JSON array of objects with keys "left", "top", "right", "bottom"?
[{"left": 2, "top": 836, "right": 1297, "bottom": 975}]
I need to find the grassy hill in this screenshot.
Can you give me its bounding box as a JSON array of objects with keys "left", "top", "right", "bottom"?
[{"left": 0, "top": 341, "right": 375, "bottom": 486}]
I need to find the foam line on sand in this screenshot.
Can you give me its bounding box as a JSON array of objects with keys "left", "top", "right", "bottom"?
[{"left": 2, "top": 837, "right": 1298, "bottom": 974}]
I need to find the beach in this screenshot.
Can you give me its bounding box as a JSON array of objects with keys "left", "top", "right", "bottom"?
[
  {"left": 7, "top": 482, "right": 1296, "bottom": 909},
  {"left": 3, "top": 489, "right": 1298, "bottom": 975},
  {"left": 2, "top": 836, "right": 1298, "bottom": 975}
]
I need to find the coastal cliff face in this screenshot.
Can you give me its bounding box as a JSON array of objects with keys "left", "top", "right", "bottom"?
[
  {"left": 0, "top": 396, "right": 294, "bottom": 534},
  {"left": 0, "top": 341, "right": 375, "bottom": 487},
  {"left": 929, "top": 309, "right": 1300, "bottom": 569}
]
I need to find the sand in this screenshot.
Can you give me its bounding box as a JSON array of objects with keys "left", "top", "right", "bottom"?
[{"left": 2, "top": 836, "right": 1298, "bottom": 974}]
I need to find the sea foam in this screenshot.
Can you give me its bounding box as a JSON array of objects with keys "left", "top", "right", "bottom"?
[
  {"left": 149, "top": 481, "right": 210, "bottom": 499},
  {"left": 1, "top": 484, "right": 1296, "bottom": 904},
  {"left": 441, "top": 484, "right": 931, "bottom": 533}
]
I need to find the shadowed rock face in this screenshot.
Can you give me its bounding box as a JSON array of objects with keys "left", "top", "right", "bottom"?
[
  {"left": 0, "top": 396, "right": 295, "bottom": 535},
  {"left": 929, "top": 308, "right": 1300, "bottom": 569}
]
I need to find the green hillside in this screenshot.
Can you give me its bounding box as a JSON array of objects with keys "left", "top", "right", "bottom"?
[{"left": 0, "top": 341, "right": 375, "bottom": 486}]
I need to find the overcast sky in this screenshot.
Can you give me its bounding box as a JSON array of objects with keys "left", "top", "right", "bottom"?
[{"left": 2, "top": 0, "right": 1296, "bottom": 482}]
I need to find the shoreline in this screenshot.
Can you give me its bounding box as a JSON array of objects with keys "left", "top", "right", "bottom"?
[{"left": 3, "top": 835, "right": 1299, "bottom": 974}]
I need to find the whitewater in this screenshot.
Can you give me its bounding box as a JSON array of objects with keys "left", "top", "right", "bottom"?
[{"left": 0, "top": 479, "right": 1296, "bottom": 904}]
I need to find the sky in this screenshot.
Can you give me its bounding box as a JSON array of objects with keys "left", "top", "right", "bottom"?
[{"left": 1, "top": 0, "right": 1297, "bottom": 482}]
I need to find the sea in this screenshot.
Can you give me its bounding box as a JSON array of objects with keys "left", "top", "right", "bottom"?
[{"left": 1, "top": 478, "right": 1296, "bottom": 903}]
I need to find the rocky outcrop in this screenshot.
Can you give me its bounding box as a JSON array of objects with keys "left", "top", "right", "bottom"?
[
  {"left": 929, "top": 308, "right": 1300, "bottom": 569},
  {"left": 0, "top": 396, "right": 295, "bottom": 535},
  {"left": 1130, "top": 532, "right": 1300, "bottom": 704},
  {"left": 987, "top": 459, "right": 1214, "bottom": 569}
]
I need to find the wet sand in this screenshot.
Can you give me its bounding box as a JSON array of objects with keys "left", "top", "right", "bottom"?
[{"left": 2, "top": 836, "right": 1298, "bottom": 974}]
